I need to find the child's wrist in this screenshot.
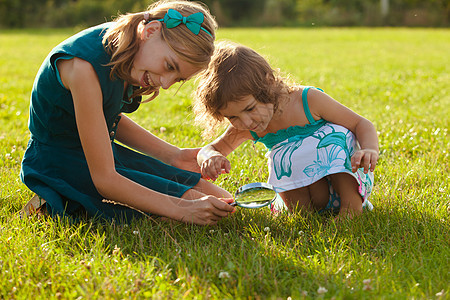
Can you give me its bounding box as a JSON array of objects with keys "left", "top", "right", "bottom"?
[
  {"left": 359, "top": 147, "right": 379, "bottom": 153},
  {"left": 197, "top": 146, "right": 223, "bottom": 165}
]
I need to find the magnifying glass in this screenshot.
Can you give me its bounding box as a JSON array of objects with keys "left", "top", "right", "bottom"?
[{"left": 231, "top": 182, "right": 277, "bottom": 208}]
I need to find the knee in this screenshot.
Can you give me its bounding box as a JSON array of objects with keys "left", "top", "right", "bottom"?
[
  {"left": 329, "top": 173, "right": 358, "bottom": 194},
  {"left": 280, "top": 189, "right": 316, "bottom": 213}
]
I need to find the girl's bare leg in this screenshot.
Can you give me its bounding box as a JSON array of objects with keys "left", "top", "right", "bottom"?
[
  {"left": 279, "top": 178, "right": 329, "bottom": 213},
  {"left": 329, "top": 173, "right": 362, "bottom": 218},
  {"left": 182, "top": 178, "right": 232, "bottom": 200}
]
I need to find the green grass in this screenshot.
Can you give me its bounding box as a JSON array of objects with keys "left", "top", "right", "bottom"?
[{"left": 1, "top": 27, "right": 449, "bottom": 299}]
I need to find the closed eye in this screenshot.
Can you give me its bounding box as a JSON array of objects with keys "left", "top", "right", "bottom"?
[
  {"left": 166, "top": 62, "right": 175, "bottom": 71},
  {"left": 246, "top": 106, "right": 255, "bottom": 112}
]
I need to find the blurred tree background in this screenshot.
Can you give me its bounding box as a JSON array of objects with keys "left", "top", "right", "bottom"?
[{"left": 0, "top": 0, "right": 448, "bottom": 28}]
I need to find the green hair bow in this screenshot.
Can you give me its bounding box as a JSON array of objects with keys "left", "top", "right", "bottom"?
[{"left": 158, "top": 9, "right": 212, "bottom": 37}]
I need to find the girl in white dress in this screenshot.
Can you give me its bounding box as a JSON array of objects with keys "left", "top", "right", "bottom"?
[{"left": 194, "top": 42, "right": 379, "bottom": 218}]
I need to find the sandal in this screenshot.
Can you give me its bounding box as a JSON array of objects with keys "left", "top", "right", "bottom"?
[{"left": 20, "top": 194, "right": 47, "bottom": 217}]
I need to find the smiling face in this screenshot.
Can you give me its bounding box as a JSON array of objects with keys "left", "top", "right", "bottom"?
[
  {"left": 219, "top": 95, "right": 274, "bottom": 132},
  {"left": 130, "top": 21, "right": 202, "bottom": 90}
]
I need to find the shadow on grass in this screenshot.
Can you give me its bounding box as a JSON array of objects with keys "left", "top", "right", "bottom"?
[{"left": 4, "top": 200, "right": 448, "bottom": 298}]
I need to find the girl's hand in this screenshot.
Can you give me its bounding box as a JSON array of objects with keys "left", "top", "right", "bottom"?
[
  {"left": 200, "top": 155, "right": 231, "bottom": 181},
  {"left": 179, "top": 196, "right": 235, "bottom": 225},
  {"left": 171, "top": 148, "right": 202, "bottom": 173},
  {"left": 351, "top": 149, "right": 379, "bottom": 173}
]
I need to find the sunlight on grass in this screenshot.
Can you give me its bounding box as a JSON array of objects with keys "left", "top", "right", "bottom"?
[{"left": 0, "top": 27, "right": 448, "bottom": 299}]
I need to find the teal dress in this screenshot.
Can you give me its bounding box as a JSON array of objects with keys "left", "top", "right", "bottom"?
[
  {"left": 20, "top": 23, "right": 201, "bottom": 220},
  {"left": 250, "top": 87, "right": 374, "bottom": 213}
]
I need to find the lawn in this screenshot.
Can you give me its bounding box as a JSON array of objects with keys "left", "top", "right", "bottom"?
[{"left": 0, "top": 27, "right": 448, "bottom": 299}]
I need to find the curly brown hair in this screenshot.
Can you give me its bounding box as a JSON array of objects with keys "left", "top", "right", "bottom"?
[
  {"left": 103, "top": 0, "right": 217, "bottom": 101},
  {"left": 193, "top": 41, "right": 295, "bottom": 139}
]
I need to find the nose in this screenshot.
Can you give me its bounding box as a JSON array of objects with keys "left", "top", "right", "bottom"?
[
  {"left": 240, "top": 114, "right": 254, "bottom": 129},
  {"left": 160, "top": 74, "right": 177, "bottom": 90}
]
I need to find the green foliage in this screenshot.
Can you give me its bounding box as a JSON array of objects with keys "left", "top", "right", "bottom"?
[
  {"left": 0, "top": 0, "right": 151, "bottom": 28},
  {"left": 0, "top": 0, "right": 448, "bottom": 28},
  {"left": 1, "top": 27, "right": 449, "bottom": 299}
]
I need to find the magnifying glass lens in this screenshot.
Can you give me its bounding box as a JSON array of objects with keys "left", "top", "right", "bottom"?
[{"left": 234, "top": 183, "right": 277, "bottom": 209}]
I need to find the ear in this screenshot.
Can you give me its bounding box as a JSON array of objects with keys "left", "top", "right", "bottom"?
[{"left": 141, "top": 20, "right": 162, "bottom": 40}]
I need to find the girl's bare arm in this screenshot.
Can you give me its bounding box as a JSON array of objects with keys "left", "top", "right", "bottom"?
[
  {"left": 115, "top": 114, "right": 179, "bottom": 164},
  {"left": 115, "top": 114, "right": 202, "bottom": 173},
  {"left": 307, "top": 88, "right": 379, "bottom": 172},
  {"left": 198, "top": 126, "right": 251, "bottom": 162},
  {"left": 197, "top": 126, "right": 252, "bottom": 180}
]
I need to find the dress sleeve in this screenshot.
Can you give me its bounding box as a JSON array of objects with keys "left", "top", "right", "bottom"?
[{"left": 50, "top": 53, "right": 74, "bottom": 89}]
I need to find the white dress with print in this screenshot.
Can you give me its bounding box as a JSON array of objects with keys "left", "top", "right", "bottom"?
[{"left": 250, "top": 87, "right": 374, "bottom": 212}]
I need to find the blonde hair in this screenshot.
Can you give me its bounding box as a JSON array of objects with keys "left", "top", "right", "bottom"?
[
  {"left": 194, "top": 41, "right": 295, "bottom": 138},
  {"left": 103, "top": 0, "right": 217, "bottom": 101}
]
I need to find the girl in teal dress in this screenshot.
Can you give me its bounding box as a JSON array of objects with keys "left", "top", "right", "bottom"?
[
  {"left": 194, "top": 42, "right": 379, "bottom": 219},
  {"left": 20, "top": 0, "right": 235, "bottom": 224}
]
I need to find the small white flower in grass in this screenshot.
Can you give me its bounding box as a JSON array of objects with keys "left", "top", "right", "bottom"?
[
  {"left": 317, "top": 287, "right": 328, "bottom": 294},
  {"left": 218, "top": 271, "right": 230, "bottom": 279},
  {"left": 133, "top": 230, "right": 139, "bottom": 235},
  {"left": 363, "top": 279, "right": 372, "bottom": 291},
  {"left": 298, "top": 230, "right": 304, "bottom": 236},
  {"left": 436, "top": 290, "right": 444, "bottom": 297},
  {"left": 209, "top": 229, "right": 215, "bottom": 233},
  {"left": 112, "top": 245, "right": 121, "bottom": 256},
  {"left": 264, "top": 227, "right": 270, "bottom": 232},
  {"left": 160, "top": 126, "right": 167, "bottom": 133}
]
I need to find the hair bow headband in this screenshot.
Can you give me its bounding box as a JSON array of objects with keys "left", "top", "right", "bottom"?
[{"left": 157, "top": 9, "right": 212, "bottom": 37}]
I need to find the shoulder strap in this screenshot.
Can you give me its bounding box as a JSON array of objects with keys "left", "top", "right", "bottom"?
[{"left": 302, "top": 86, "right": 324, "bottom": 124}]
